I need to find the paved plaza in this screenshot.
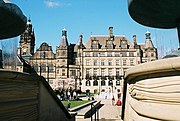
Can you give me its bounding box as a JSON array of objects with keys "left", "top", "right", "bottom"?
[{"left": 76, "top": 98, "right": 122, "bottom": 121}]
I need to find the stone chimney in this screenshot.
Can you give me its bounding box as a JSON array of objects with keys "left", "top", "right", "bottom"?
[{"left": 109, "top": 27, "right": 113, "bottom": 37}]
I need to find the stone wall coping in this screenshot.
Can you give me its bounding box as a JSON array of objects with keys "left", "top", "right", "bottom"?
[{"left": 125, "top": 57, "right": 180, "bottom": 82}]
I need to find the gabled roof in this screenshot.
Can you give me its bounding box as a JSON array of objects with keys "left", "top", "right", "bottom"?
[{"left": 38, "top": 42, "right": 52, "bottom": 51}]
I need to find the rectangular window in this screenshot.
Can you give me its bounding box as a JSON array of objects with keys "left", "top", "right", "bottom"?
[
  {"left": 93, "top": 52, "right": 98, "bottom": 57},
  {"left": 116, "top": 68, "right": 120, "bottom": 76},
  {"left": 108, "top": 68, "right": 113, "bottom": 76},
  {"left": 57, "top": 69, "right": 59, "bottom": 74},
  {"left": 129, "top": 52, "right": 134, "bottom": 57},
  {"left": 85, "top": 52, "right": 90, "bottom": 57},
  {"left": 70, "top": 70, "right": 76, "bottom": 76},
  {"left": 48, "top": 64, "right": 54, "bottom": 72},
  {"left": 100, "top": 52, "right": 105, "bottom": 57},
  {"left": 41, "top": 64, "right": 46, "bottom": 72},
  {"left": 94, "top": 60, "right": 98, "bottom": 66},
  {"left": 116, "top": 60, "right": 120, "bottom": 66},
  {"left": 108, "top": 60, "right": 112, "bottom": 66},
  {"left": 62, "top": 69, "right": 65, "bottom": 76},
  {"left": 101, "top": 68, "right": 105, "bottom": 76},
  {"left": 121, "top": 44, "right": 127, "bottom": 49},
  {"left": 107, "top": 44, "right": 113, "bottom": 49},
  {"left": 101, "top": 60, "right": 105, "bottom": 66},
  {"left": 86, "top": 60, "right": 90, "bottom": 65},
  {"left": 92, "top": 41, "right": 99, "bottom": 49},
  {"left": 107, "top": 52, "right": 112, "bottom": 57},
  {"left": 115, "top": 52, "right": 120, "bottom": 57},
  {"left": 86, "top": 68, "right": 90, "bottom": 76},
  {"left": 121, "top": 52, "right": 127, "bottom": 57},
  {"left": 33, "top": 64, "right": 38, "bottom": 72},
  {"left": 93, "top": 68, "right": 98, "bottom": 76},
  {"left": 130, "top": 59, "right": 134, "bottom": 66},
  {"left": 123, "top": 59, "right": 126, "bottom": 66}
]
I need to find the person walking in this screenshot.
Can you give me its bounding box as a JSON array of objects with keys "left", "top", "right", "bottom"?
[{"left": 112, "top": 96, "right": 115, "bottom": 105}]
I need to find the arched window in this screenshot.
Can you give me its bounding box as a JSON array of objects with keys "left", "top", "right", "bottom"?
[
  {"left": 94, "top": 89, "right": 98, "bottom": 94},
  {"left": 86, "top": 80, "right": 91, "bottom": 86},
  {"left": 101, "top": 80, "right": 106, "bottom": 86},
  {"left": 116, "top": 80, "right": 120, "bottom": 86},
  {"left": 93, "top": 80, "right": 98, "bottom": 86},
  {"left": 86, "top": 89, "right": 90, "bottom": 96},
  {"left": 108, "top": 80, "right": 113, "bottom": 86}
]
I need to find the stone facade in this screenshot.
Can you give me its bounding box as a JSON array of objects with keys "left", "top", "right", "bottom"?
[{"left": 17, "top": 19, "right": 157, "bottom": 93}]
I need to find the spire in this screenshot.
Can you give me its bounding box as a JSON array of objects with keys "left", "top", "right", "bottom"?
[
  {"left": 145, "top": 31, "right": 154, "bottom": 48},
  {"left": 26, "top": 17, "right": 32, "bottom": 33},
  {"left": 145, "top": 31, "right": 151, "bottom": 39},
  {"left": 27, "top": 17, "right": 32, "bottom": 25},
  {"left": 60, "top": 28, "right": 68, "bottom": 47},
  {"left": 79, "top": 34, "right": 83, "bottom": 44},
  {"left": 133, "top": 35, "right": 137, "bottom": 45}
]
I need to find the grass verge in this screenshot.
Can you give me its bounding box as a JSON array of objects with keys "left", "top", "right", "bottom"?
[{"left": 61, "top": 100, "right": 90, "bottom": 108}]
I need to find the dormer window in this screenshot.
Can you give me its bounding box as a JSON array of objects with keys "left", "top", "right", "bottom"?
[
  {"left": 121, "top": 42, "right": 127, "bottom": 48},
  {"left": 106, "top": 39, "right": 114, "bottom": 49},
  {"left": 120, "top": 38, "right": 128, "bottom": 49},
  {"left": 91, "top": 38, "right": 99, "bottom": 49}
]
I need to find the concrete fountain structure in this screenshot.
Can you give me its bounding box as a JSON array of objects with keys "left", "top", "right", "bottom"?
[
  {"left": 121, "top": 0, "right": 180, "bottom": 120},
  {"left": 0, "top": 0, "right": 26, "bottom": 39}
]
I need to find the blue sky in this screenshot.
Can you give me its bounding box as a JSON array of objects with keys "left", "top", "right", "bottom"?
[{"left": 13, "top": 0, "right": 179, "bottom": 57}]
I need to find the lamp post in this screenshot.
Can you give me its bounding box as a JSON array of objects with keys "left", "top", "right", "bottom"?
[
  {"left": 120, "top": 53, "right": 123, "bottom": 95},
  {"left": 75, "top": 76, "right": 77, "bottom": 91},
  {"left": 98, "top": 52, "right": 101, "bottom": 94}
]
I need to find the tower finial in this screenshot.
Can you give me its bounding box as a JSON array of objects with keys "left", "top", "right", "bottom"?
[{"left": 27, "top": 16, "right": 32, "bottom": 25}]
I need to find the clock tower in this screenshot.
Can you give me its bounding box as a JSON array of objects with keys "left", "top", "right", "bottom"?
[
  {"left": 18, "top": 17, "right": 35, "bottom": 58},
  {"left": 56, "top": 28, "right": 69, "bottom": 78}
]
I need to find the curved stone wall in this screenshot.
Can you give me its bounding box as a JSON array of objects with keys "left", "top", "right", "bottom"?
[{"left": 123, "top": 57, "right": 180, "bottom": 121}]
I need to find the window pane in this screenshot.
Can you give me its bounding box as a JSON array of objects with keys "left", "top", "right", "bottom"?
[
  {"left": 41, "top": 64, "right": 46, "bottom": 72},
  {"left": 86, "top": 80, "right": 91, "bottom": 86},
  {"left": 123, "top": 59, "right": 126, "bottom": 66},
  {"left": 107, "top": 52, "right": 112, "bottom": 57},
  {"left": 93, "top": 80, "right": 98, "bottom": 86},
  {"left": 116, "top": 60, "right": 119, "bottom": 66},
  {"left": 33, "top": 64, "right": 38, "bottom": 72},
  {"left": 101, "top": 60, "right": 105, "bottom": 66},
  {"left": 108, "top": 80, "right": 113, "bottom": 86},
  {"left": 48, "top": 64, "right": 54, "bottom": 72},
  {"left": 129, "top": 52, "right": 134, "bottom": 57},
  {"left": 93, "top": 52, "right": 98, "bottom": 57},
  {"left": 85, "top": 52, "right": 90, "bottom": 57},
  {"left": 86, "top": 60, "right": 90, "bottom": 65},
  {"left": 116, "top": 80, "right": 120, "bottom": 86},
  {"left": 101, "top": 80, "right": 106, "bottom": 86},
  {"left": 94, "top": 60, "right": 97, "bottom": 66},
  {"left": 130, "top": 59, "right": 134, "bottom": 66},
  {"left": 108, "top": 60, "right": 112, "bottom": 66}
]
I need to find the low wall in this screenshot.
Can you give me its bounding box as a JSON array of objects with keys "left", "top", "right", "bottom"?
[
  {"left": 0, "top": 69, "right": 75, "bottom": 121},
  {"left": 122, "top": 57, "right": 180, "bottom": 121}
]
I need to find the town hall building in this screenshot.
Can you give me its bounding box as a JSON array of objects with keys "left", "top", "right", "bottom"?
[{"left": 17, "top": 18, "right": 158, "bottom": 94}]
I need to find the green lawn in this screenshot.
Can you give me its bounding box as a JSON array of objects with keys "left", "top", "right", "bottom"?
[{"left": 61, "top": 100, "right": 90, "bottom": 108}]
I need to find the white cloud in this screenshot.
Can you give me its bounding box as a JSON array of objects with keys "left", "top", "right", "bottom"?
[{"left": 44, "top": 1, "right": 71, "bottom": 8}]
